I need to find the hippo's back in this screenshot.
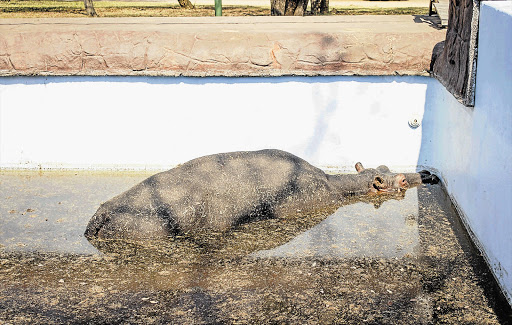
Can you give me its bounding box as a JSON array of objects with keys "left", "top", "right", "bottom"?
[
  {"left": 145, "top": 149, "right": 331, "bottom": 232},
  {"left": 85, "top": 149, "right": 333, "bottom": 239}
]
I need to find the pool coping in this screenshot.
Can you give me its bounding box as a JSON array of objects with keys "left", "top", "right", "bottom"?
[{"left": 0, "top": 16, "right": 445, "bottom": 77}]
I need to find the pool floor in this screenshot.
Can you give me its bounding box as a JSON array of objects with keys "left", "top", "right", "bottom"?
[{"left": 0, "top": 170, "right": 511, "bottom": 324}]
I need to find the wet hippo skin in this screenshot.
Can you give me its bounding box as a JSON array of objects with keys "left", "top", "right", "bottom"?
[{"left": 84, "top": 149, "right": 438, "bottom": 241}]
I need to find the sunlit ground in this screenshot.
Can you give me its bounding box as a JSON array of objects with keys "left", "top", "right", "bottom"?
[{"left": 0, "top": 0, "right": 428, "bottom": 18}]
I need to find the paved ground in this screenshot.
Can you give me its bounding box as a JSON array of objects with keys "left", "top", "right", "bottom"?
[
  {"left": 0, "top": 15, "right": 441, "bottom": 32},
  {"left": 190, "top": 0, "right": 428, "bottom": 8},
  {"left": 101, "top": 0, "right": 429, "bottom": 8}
]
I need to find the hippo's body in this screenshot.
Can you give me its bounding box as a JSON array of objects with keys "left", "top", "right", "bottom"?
[{"left": 85, "top": 149, "right": 434, "bottom": 241}]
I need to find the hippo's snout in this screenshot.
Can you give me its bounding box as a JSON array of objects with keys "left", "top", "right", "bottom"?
[
  {"left": 397, "top": 173, "right": 409, "bottom": 190},
  {"left": 372, "top": 173, "right": 408, "bottom": 193},
  {"left": 85, "top": 208, "right": 175, "bottom": 241},
  {"left": 84, "top": 211, "right": 107, "bottom": 240}
]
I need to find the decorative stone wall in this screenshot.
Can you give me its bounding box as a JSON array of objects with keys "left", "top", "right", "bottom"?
[
  {"left": 0, "top": 16, "right": 445, "bottom": 77},
  {"left": 432, "top": 0, "right": 480, "bottom": 106}
]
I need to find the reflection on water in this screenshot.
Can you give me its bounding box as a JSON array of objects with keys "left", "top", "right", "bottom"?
[
  {"left": 0, "top": 170, "right": 153, "bottom": 254},
  {"left": 253, "top": 188, "right": 420, "bottom": 258},
  {"left": 1, "top": 170, "right": 510, "bottom": 324}
]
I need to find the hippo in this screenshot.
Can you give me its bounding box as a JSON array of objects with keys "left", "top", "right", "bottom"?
[{"left": 84, "top": 149, "right": 438, "bottom": 241}]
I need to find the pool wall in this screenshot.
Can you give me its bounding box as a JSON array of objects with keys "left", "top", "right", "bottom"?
[
  {"left": 0, "top": 2, "right": 510, "bottom": 305},
  {"left": 0, "top": 75, "right": 435, "bottom": 171},
  {"left": 435, "top": 1, "right": 511, "bottom": 305}
]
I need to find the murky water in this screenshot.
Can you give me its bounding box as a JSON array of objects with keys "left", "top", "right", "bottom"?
[
  {"left": 252, "top": 190, "right": 420, "bottom": 259},
  {"left": 0, "top": 170, "right": 510, "bottom": 324}
]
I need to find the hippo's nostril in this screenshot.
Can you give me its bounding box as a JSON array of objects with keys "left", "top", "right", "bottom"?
[{"left": 393, "top": 174, "right": 408, "bottom": 189}]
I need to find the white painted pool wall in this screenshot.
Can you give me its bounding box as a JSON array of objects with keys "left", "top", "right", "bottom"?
[
  {"left": 424, "top": 1, "right": 511, "bottom": 305},
  {"left": 0, "top": 1, "right": 511, "bottom": 304},
  {"left": 0, "top": 75, "right": 430, "bottom": 172}
]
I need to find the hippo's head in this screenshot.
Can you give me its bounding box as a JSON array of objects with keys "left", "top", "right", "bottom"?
[
  {"left": 355, "top": 162, "right": 409, "bottom": 193},
  {"left": 85, "top": 203, "right": 174, "bottom": 242}
]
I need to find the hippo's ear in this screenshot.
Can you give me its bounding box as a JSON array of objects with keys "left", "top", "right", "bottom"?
[
  {"left": 376, "top": 165, "right": 391, "bottom": 173},
  {"left": 355, "top": 162, "right": 365, "bottom": 173},
  {"left": 372, "top": 175, "right": 384, "bottom": 190}
]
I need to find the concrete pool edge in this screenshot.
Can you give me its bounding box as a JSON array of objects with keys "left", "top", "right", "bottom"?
[{"left": 0, "top": 16, "right": 445, "bottom": 77}]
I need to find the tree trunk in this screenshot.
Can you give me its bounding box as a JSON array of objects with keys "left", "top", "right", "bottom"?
[
  {"left": 271, "top": 0, "right": 308, "bottom": 15},
  {"left": 84, "top": 0, "right": 97, "bottom": 17},
  {"left": 178, "top": 0, "right": 195, "bottom": 9},
  {"left": 320, "top": 0, "right": 329, "bottom": 14},
  {"left": 311, "top": 0, "right": 329, "bottom": 15}
]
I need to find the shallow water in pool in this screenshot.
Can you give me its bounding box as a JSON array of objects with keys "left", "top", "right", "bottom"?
[{"left": 0, "top": 170, "right": 510, "bottom": 324}]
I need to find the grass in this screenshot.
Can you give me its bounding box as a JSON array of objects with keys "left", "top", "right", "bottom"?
[{"left": 0, "top": 0, "right": 428, "bottom": 18}]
